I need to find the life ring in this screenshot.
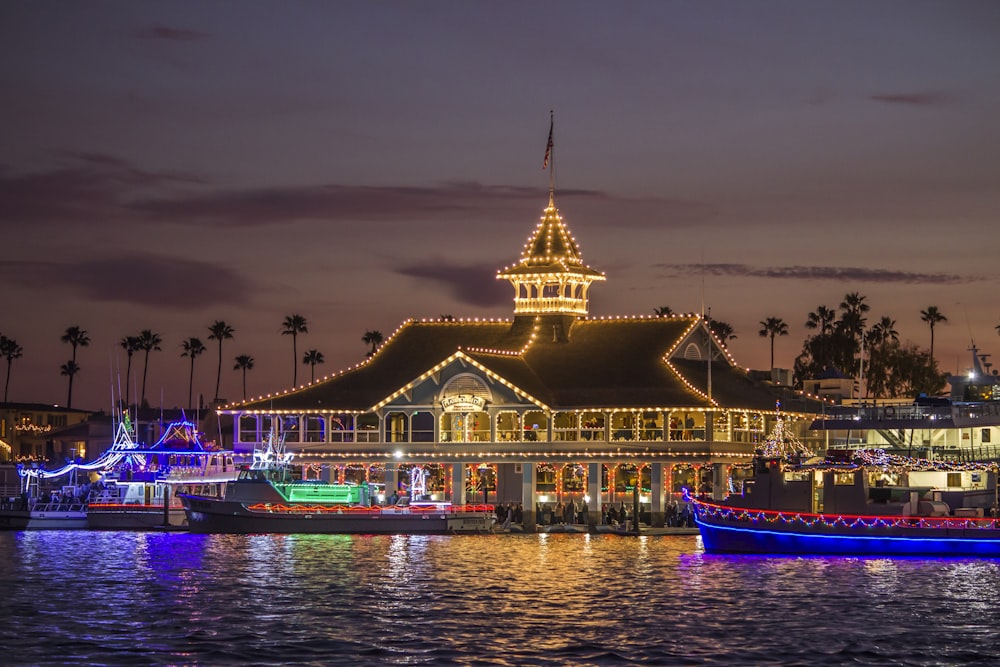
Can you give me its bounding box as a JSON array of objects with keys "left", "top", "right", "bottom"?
[{"left": 884, "top": 406, "right": 895, "bottom": 418}]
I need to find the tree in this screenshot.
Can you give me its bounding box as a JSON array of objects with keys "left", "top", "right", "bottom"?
[
  {"left": 709, "top": 320, "right": 737, "bottom": 344},
  {"left": 61, "top": 326, "right": 90, "bottom": 364},
  {"left": 181, "top": 337, "right": 206, "bottom": 411},
  {"left": 920, "top": 306, "right": 948, "bottom": 363},
  {"left": 362, "top": 330, "right": 383, "bottom": 357},
  {"left": 805, "top": 305, "right": 836, "bottom": 335},
  {"left": 1, "top": 335, "right": 23, "bottom": 403},
  {"left": 439, "top": 314, "right": 455, "bottom": 322},
  {"left": 119, "top": 335, "right": 141, "bottom": 408},
  {"left": 137, "top": 329, "right": 162, "bottom": 408},
  {"left": 234, "top": 354, "right": 254, "bottom": 402},
  {"left": 654, "top": 306, "right": 674, "bottom": 317},
  {"left": 302, "top": 349, "right": 325, "bottom": 383},
  {"left": 758, "top": 317, "right": 789, "bottom": 370},
  {"left": 60, "top": 360, "right": 80, "bottom": 408},
  {"left": 281, "top": 314, "right": 308, "bottom": 386},
  {"left": 208, "top": 321, "right": 235, "bottom": 402},
  {"left": 836, "top": 292, "right": 870, "bottom": 342},
  {"left": 864, "top": 317, "right": 900, "bottom": 398}
]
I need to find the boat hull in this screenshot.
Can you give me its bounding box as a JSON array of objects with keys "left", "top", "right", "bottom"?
[
  {"left": 179, "top": 494, "right": 495, "bottom": 535},
  {"left": 87, "top": 506, "right": 188, "bottom": 530},
  {"left": 694, "top": 502, "right": 1000, "bottom": 557},
  {"left": 0, "top": 508, "right": 88, "bottom": 531}
]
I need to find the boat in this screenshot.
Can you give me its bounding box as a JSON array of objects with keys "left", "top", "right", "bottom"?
[
  {"left": 691, "top": 416, "right": 1000, "bottom": 555},
  {"left": 4, "top": 414, "right": 235, "bottom": 530},
  {"left": 178, "top": 429, "right": 496, "bottom": 534},
  {"left": 0, "top": 487, "right": 88, "bottom": 530},
  {"left": 86, "top": 418, "right": 235, "bottom": 529}
]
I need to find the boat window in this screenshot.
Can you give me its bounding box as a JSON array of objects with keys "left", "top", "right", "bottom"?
[
  {"left": 386, "top": 412, "right": 409, "bottom": 443},
  {"left": 611, "top": 412, "right": 636, "bottom": 441},
  {"left": 947, "top": 472, "right": 962, "bottom": 488},
  {"left": 411, "top": 411, "right": 434, "bottom": 443},
  {"left": 834, "top": 472, "right": 855, "bottom": 486}
]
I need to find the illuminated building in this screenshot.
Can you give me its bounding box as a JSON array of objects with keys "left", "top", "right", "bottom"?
[{"left": 221, "top": 192, "right": 827, "bottom": 529}]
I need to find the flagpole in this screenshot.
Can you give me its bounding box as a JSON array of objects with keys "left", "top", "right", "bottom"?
[{"left": 543, "top": 110, "right": 554, "bottom": 200}]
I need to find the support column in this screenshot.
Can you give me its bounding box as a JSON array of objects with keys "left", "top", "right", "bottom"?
[
  {"left": 587, "top": 462, "right": 602, "bottom": 529},
  {"left": 451, "top": 463, "right": 466, "bottom": 505},
  {"left": 712, "top": 463, "right": 727, "bottom": 501},
  {"left": 521, "top": 462, "right": 536, "bottom": 531},
  {"left": 650, "top": 462, "right": 665, "bottom": 527},
  {"left": 384, "top": 462, "right": 397, "bottom": 503}
]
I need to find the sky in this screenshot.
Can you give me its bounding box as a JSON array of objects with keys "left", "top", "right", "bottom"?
[{"left": 2, "top": 1, "right": 999, "bottom": 412}]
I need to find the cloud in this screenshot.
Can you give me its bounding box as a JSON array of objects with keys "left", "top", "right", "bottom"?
[
  {"left": 396, "top": 262, "right": 511, "bottom": 308},
  {"left": 653, "top": 263, "right": 972, "bottom": 284},
  {"left": 869, "top": 92, "right": 951, "bottom": 106},
  {"left": 133, "top": 182, "right": 607, "bottom": 227},
  {"left": 0, "top": 254, "right": 253, "bottom": 310},
  {"left": 0, "top": 153, "right": 202, "bottom": 225},
  {"left": 135, "top": 25, "right": 210, "bottom": 42},
  {"left": 2, "top": 155, "right": 704, "bottom": 232}
]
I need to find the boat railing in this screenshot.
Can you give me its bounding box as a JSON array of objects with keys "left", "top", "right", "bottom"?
[
  {"left": 29, "top": 500, "right": 88, "bottom": 513},
  {"left": 694, "top": 498, "right": 1000, "bottom": 531},
  {"left": 245, "top": 502, "right": 495, "bottom": 515}
]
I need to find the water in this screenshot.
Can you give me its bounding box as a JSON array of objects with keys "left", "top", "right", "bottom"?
[{"left": 2, "top": 532, "right": 999, "bottom": 666}]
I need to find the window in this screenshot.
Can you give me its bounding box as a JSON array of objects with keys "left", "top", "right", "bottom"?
[
  {"left": 305, "top": 416, "right": 326, "bottom": 443},
  {"left": 330, "top": 414, "right": 355, "bottom": 442}
]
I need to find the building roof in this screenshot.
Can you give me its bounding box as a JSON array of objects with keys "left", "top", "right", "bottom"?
[{"left": 228, "top": 314, "right": 812, "bottom": 414}]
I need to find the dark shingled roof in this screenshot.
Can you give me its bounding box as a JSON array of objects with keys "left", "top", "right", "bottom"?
[{"left": 231, "top": 315, "right": 816, "bottom": 414}]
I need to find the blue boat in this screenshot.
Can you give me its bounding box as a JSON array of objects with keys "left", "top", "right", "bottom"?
[{"left": 691, "top": 450, "right": 1000, "bottom": 556}]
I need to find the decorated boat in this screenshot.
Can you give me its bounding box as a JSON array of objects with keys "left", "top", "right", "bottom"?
[
  {"left": 178, "top": 429, "right": 496, "bottom": 534},
  {"left": 3, "top": 414, "right": 234, "bottom": 530},
  {"left": 692, "top": 416, "right": 1000, "bottom": 556},
  {"left": 86, "top": 417, "right": 235, "bottom": 529}
]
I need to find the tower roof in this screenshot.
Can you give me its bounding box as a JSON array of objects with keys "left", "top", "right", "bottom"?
[{"left": 497, "top": 193, "right": 605, "bottom": 280}]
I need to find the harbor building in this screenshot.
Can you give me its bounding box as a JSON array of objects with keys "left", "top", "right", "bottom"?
[{"left": 221, "top": 191, "right": 826, "bottom": 530}]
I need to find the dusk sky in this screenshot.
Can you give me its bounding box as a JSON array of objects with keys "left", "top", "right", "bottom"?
[{"left": 2, "top": 2, "right": 999, "bottom": 412}]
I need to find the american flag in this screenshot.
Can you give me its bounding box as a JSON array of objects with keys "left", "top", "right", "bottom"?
[{"left": 542, "top": 117, "right": 553, "bottom": 170}]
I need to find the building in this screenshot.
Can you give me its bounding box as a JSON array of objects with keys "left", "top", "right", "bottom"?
[
  {"left": 0, "top": 403, "right": 95, "bottom": 462},
  {"left": 220, "top": 191, "right": 827, "bottom": 529}
]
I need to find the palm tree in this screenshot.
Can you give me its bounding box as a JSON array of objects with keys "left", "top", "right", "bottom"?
[
  {"left": 181, "top": 337, "right": 206, "bottom": 411},
  {"left": 362, "top": 330, "right": 383, "bottom": 357},
  {"left": 233, "top": 354, "right": 254, "bottom": 402},
  {"left": 61, "top": 326, "right": 90, "bottom": 364},
  {"left": 837, "top": 292, "right": 870, "bottom": 342},
  {"left": 137, "top": 329, "right": 162, "bottom": 408},
  {"left": 208, "top": 320, "right": 235, "bottom": 402},
  {"left": 281, "top": 314, "right": 308, "bottom": 386},
  {"left": 1, "top": 335, "right": 24, "bottom": 403},
  {"left": 709, "top": 320, "right": 737, "bottom": 344},
  {"left": 805, "top": 305, "right": 836, "bottom": 335},
  {"left": 60, "top": 360, "right": 80, "bottom": 408},
  {"left": 119, "top": 335, "right": 141, "bottom": 409},
  {"left": 758, "top": 317, "right": 789, "bottom": 370},
  {"left": 439, "top": 314, "right": 455, "bottom": 322},
  {"left": 867, "top": 316, "right": 899, "bottom": 348},
  {"left": 303, "top": 349, "right": 325, "bottom": 383},
  {"left": 920, "top": 306, "right": 948, "bottom": 363},
  {"left": 654, "top": 306, "right": 674, "bottom": 317}
]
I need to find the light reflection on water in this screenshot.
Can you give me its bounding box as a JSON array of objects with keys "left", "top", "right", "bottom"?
[{"left": 2, "top": 531, "right": 1000, "bottom": 666}]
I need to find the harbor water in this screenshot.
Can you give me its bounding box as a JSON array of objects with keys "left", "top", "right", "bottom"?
[{"left": 2, "top": 531, "right": 999, "bottom": 666}]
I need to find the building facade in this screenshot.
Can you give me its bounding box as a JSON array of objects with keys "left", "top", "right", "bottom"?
[{"left": 221, "top": 192, "right": 827, "bottom": 529}]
